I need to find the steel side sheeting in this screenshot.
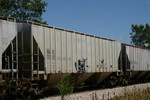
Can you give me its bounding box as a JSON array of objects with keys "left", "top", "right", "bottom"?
[
  {"left": 31, "top": 24, "right": 121, "bottom": 74},
  {"left": 124, "top": 45, "right": 150, "bottom": 71}
]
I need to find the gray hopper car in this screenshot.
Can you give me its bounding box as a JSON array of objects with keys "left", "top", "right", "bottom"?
[
  {"left": 17, "top": 20, "right": 122, "bottom": 87},
  {"left": 0, "top": 18, "right": 122, "bottom": 88},
  {"left": 121, "top": 43, "right": 150, "bottom": 81}
]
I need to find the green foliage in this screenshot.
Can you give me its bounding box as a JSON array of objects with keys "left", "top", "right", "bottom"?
[
  {"left": 0, "top": 0, "right": 48, "bottom": 24},
  {"left": 57, "top": 74, "right": 75, "bottom": 100},
  {"left": 80, "top": 82, "right": 85, "bottom": 86},
  {"left": 130, "top": 24, "right": 150, "bottom": 49}
]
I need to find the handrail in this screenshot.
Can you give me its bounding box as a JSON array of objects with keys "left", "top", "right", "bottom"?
[{"left": 0, "top": 16, "right": 16, "bottom": 22}]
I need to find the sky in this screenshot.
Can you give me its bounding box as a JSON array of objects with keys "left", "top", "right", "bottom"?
[{"left": 42, "top": 0, "right": 150, "bottom": 44}]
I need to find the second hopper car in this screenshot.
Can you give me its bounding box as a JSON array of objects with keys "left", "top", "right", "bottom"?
[{"left": 121, "top": 43, "right": 150, "bottom": 82}]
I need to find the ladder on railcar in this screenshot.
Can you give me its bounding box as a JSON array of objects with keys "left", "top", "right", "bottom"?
[
  {"left": 21, "top": 53, "right": 39, "bottom": 80},
  {"left": 20, "top": 34, "right": 40, "bottom": 80},
  {"left": 32, "top": 45, "right": 40, "bottom": 80},
  {"left": 11, "top": 37, "right": 18, "bottom": 80}
]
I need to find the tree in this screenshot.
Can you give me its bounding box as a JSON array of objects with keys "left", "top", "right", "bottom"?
[
  {"left": 57, "top": 74, "right": 75, "bottom": 100},
  {"left": 0, "top": 0, "right": 47, "bottom": 24},
  {"left": 130, "top": 24, "right": 150, "bottom": 49}
]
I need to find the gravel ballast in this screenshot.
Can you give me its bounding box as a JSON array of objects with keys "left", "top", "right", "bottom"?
[{"left": 40, "top": 83, "right": 150, "bottom": 100}]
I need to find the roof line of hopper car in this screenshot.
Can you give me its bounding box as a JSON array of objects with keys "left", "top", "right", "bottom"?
[
  {"left": 19, "top": 20, "right": 115, "bottom": 41},
  {"left": 21, "top": 20, "right": 150, "bottom": 51},
  {"left": 122, "top": 43, "right": 150, "bottom": 50}
]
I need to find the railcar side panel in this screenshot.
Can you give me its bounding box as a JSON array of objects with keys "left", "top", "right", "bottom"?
[
  {"left": 112, "top": 42, "right": 115, "bottom": 72},
  {"left": 86, "top": 36, "right": 91, "bottom": 72},
  {"left": 67, "top": 31, "right": 72, "bottom": 72},
  {"left": 45, "top": 27, "right": 51, "bottom": 74},
  {"left": 99, "top": 39, "right": 103, "bottom": 72},
  {"left": 72, "top": 33, "right": 77, "bottom": 73},
  {"left": 81, "top": 35, "right": 87, "bottom": 70},
  {"left": 91, "top": 37, "right": 96, "bottom": 72},
  {"left": 109, "top": 41, "right": 112, "bottom": 72},
  {"left": 114, "top": 42, "right": 117, "bottom": 71},
  {"left": 96, "top": 38, "right": 100, "bottom": 72},
  {"left": 62, "top": 31, "right": 67, "bottom": 73},
  {"left": 77, "top": 34, "right": 81, "bottom": 71},
  {"left": 56, "top": 30, "right": 62, "bottom": 72},
  {"left": 102, "top": 40, "right": 106, "bottom": 72}
]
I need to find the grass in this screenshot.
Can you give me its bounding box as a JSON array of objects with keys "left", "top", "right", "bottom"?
[
  {"left": 57, "top": 74, "right": 75, "bottom": 100},
  {"left": 112, "top": 89, "right": 150, "bottom": 100}
]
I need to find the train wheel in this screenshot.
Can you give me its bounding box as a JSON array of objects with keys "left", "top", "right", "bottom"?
[
  {"left": 0, "top": 89, "right": 7, "bottom": 100},
  {"left": 0, "top": 94, "right": 2, "bottom": 100},
  {"left": 121, "top": 77, "right": 129, "bottom": 86},
  {"left": 109, "top": 76, "right": 117, "bottom": 87},
  {"left": 124, "top": 78, "right": 129, "bottom": 85}
]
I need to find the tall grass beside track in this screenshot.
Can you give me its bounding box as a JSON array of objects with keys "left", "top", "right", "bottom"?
[{"left": 112, "top": 89, "right": 150, "bottom": 100}]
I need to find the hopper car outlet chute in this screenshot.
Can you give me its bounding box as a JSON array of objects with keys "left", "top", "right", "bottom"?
[{"left": 0, "top": 18, "right": 18, "bottom": 80}]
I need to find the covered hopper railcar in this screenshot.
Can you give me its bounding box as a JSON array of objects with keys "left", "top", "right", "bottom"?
[
  {"left": 0, "top": 18, "right": 122, "bottom": 89},
  {"left": 121, "top": 43, "right": 150, "bottom": 82},
  {"left": 16, "top": 20, "right": 122, "bottom": 87}
]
